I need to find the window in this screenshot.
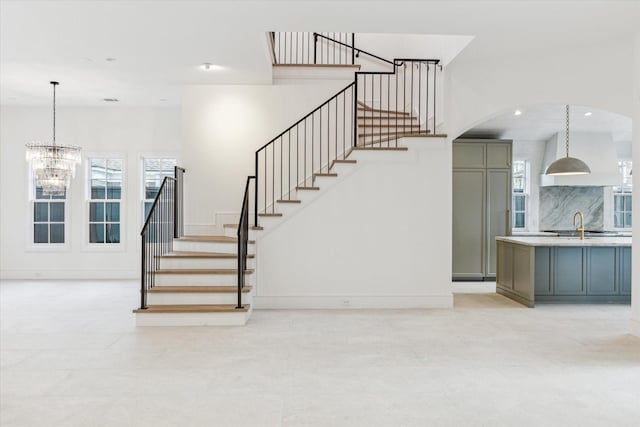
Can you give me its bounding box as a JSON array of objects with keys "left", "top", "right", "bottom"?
[
  {"left": 88, "top": 158, "right": 123, "bottom": 243},
  {"left": 512, "top": 160, "right": 527, "bottom": 229},
  {"left": 142, "top": 158, "right": 176, "bottom": 221},
  {"left": 613, "top": 160, "right": 632, "bottom": 229},
  {"left": 32, "top": 182, "right": 66, "bottom": 244}
]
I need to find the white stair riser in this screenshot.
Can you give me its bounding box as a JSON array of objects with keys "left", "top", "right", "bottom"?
[
  {"left": 295, "top": 190, "right": 322, "bottom": 204},
  {"left": 159, "top": 257, "right": 254, "bottom": 270},
  {"left": 135, "top": 309, "right": 252, "bottom": 326},
  {"left": 275, "top": 203, "right": 302, "bottom": 217},
  {"left": 329, "top": 163, "right": 354, "bottom": 176},
  {"left": 312, "top": 175, "right": 338, "bottom": 189},
  {"left": 155, "top": 273, "right": 254, "bottom": 286},
  {"left": 256, "top": 215, "right": 283, "bottom": 229},
  {"left": 173, "top": 240, "right": 253, "bottom": 253},
  {"left": 147, "top": 291, "right": 253, "bottom": 305}
]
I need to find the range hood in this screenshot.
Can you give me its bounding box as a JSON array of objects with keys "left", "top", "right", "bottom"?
[{"left": 540, "top": 131, "right": 620, "bottom": 186}]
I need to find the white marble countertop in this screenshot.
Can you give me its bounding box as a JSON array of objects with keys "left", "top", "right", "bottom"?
[{"left": 496, "top": 236, "right": 632, "bottom": 247}]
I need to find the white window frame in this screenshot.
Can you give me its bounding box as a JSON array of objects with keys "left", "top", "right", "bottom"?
[
  {"left": 613, "top": 160, "right": 632, "bottom": 230},
  {"left": 27, "top": 171, "right": 70, "bottom": 251},
  {"left": 141, "top": 157, "right": 177, "bottom": 225},
  {"left": 84, "top": 155, "right": 126, "bottom": 250},
  {"left": 512, "top": 160, "right": 528, "bottom": 231}
]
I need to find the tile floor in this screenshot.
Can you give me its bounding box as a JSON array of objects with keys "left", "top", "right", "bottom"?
[{"left": 1, "top": 279, "right": 639, "bottom": 427}]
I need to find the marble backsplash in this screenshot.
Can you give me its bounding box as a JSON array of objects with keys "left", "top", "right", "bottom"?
[{"left": 539, "top": 186, "right": 604, "bottom": 231}]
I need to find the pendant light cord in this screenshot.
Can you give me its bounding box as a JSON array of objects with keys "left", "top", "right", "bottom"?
[{"left": 565, "top": 104, "right": 570, "bottom": 158}]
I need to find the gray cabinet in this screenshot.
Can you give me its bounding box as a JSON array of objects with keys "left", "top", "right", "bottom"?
[
  {"left": 498, "top": 242, "right": 631, "bottom": 306},
  {"left": 620, "top": 247, "right": 632, "bottom": 295},
  {"left": 586, "top": 247, "right": 618, "bottom": 295},
  {"left": 453, "top": 139, "right": 512, "bottom": 280},
  {"left": 452, "top": 170, "right": 485, "bottom": 278},
  {"left": 554, "top": 248, "right": 585, "bottom": 295}
]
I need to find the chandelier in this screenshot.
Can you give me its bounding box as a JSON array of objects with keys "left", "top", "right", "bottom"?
[{"left": 25, "top": 82, "right": 81, "bottom": 196}]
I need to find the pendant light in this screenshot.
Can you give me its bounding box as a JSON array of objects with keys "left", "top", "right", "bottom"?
[
  {"left": 545, "top": 105, "right": 591, "bottom": 175},
  {"left": 25, "top": 82, "right": 82, "bottom": 195}
]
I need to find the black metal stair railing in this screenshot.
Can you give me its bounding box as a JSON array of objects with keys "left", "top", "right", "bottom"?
[
  {"left": 356, "top": 59, "right": 441, "bottom": 147},
  {"left": 139, "top": 167, "right": 185, "bottom": 310},
  {"left": 253, "top": 82, "right": 356, "bottom": 226},
  {"left": 270, "top": 32, "right": 355, "bottom": 65},
  {"left": 236, "top": 176, "right": 255, "bottom": 309},
  {"left": 256, "top": 34, "right": 442, "bottom": 228}
]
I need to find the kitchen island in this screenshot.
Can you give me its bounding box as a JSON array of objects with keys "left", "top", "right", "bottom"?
[{"left": 495, "top": 236, "right": 632, "bottom": 307}]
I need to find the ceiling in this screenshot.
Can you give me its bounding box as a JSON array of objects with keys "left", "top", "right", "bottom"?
[
  {"left": 461, "top": 105, "right": 633, "bottom": 142},
  {"left": 1, "top": 0, "right": 639, "bottom": 106}
]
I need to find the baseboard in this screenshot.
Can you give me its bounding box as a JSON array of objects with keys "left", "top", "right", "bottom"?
[
  {"left": 253, "top": 294, "right": 453, "bottom": 309},
  {"left": 451, "top": 282, "right": 496, "bottom": 293},
  {"left": 0, "top": 269, "right": 138, "bottom": 280},
  {"left": 630, "top": 319, "right": 640, "bottom": 337}
]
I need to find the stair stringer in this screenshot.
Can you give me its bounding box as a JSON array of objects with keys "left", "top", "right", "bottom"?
[{"left": 252, "top": 137, "right": 453, "bottom": 309}]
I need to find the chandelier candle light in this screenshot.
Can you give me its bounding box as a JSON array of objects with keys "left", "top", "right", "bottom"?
[{"left": 25, "top": 81, "right": 81, "bottom": 196}]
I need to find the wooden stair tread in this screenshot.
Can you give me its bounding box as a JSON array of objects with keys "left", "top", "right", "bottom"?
[
  {"left": 359, "top": 132, "right": 447, "bottom": 145},
  {"left": 358, "top": 116, "right": 418, "bottom": 121},
  {"left": 277, "top": 199, "right": 302, "bottom": 203},
  {"left": 258, "top": 213, "right": 283, "bottom": 217},
  {"left": 352, "top": 146, "right": 409, "bottom": 151},
  {"left": 358, "top": 123, "right": 421, "bottom": 128},
  {"left": 155, "top": 268, "right": 254, "bottom": 274},
  {"left": 222, "top": 224, "right": 264, "bottom": 230},
  {"left": 359, "top": 131, "right": 431, "bottom": 138},
  {"left": 177, "top": 235, "right": 255, "bottom": 244},
  {"left": 314, "top": 173, "right": 337, "bottom": 177},
  {"left": 134, "top": 304, "right": 250, "bottom": 313},
  {"left": 296, "top": 186, "right": 320, "bottom": 190},
  {"left": 332, "top": 159, "right": 357, "bottom": 164},
  {"left": 148, "top": 285, "right": 252, "bottom": 293},
  {"left": 357, "top": 106, "right": 410, "bottom": 115},
  {"left": 160, "top": 251, "right": 255, "bottom": 259}
]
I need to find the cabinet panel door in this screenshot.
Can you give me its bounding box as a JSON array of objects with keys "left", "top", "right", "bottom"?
[
  {"left": 486, "top": 169, "right": 511, "bottom": 276},
  {"left": 486, "top": 143, "right": 512, "bottom": 169},
  {"left": 620, "top": 247, "right": 632, "bottom": 295},
  {"left": 453, "top": 143, "right": 485, "bottom": 168},
  {"left": 554, "top": 247, "right": 585, "bottom": 295},
  {"left": 497, "top": 241, "right": 513, "bottom": 289},
  {"left": 587, "top": 247, "right": 617, "bottom": 295},
  {"left": 534, "top": 247, "right": 552, "bottom": 295},
  {"left": 453, "top": 170, "right": 485, "bottom": 277},
  {"left": 513, "top": 246, "right": 532, "bottom": 297}
]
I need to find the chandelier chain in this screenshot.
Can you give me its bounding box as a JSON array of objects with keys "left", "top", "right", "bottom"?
[
  {"left": 52, "top": 82, "right": 56, "bottom": 144},
  {"left": 565, "top": 104, "right": 570, "bottom": 158}
]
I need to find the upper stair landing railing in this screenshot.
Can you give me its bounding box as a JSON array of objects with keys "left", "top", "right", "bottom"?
[
  {"left": 270, "top": 32, "right": 356, "bottom": 65},
  {"left": 269, "top": 32, "right": 402, "bottom": 68}
]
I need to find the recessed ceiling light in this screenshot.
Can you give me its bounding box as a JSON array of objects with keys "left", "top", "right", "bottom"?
[
  {"left": 200, "top": 62, "right": 222, "bottom": 71},
  {"left": 103, "top": 98, "right": 119, "bottom": 102},
  {"left": 584, "top": 111, "right": 592, "bottom": 117},
  {"left": 514, "top": 110, "right": 522, "bottom": 116}
]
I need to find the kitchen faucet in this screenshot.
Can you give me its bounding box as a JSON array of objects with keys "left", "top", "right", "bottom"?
[{"left": 573, "top": 211, "right": 585, "bottom": 240}]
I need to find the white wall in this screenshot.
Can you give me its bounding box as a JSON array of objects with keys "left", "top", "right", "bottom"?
[
  {"left": 0, "top": 106, "right": 181, "bottom": 279},
  {"left": 254, "top": 138, "right": 452, "bottom": 309},
  {"left": 632, "top": 32, "right": 640, "bottom": 329},
  {"left": 182, "top": 79, "right": 352, "bottom": 235}
]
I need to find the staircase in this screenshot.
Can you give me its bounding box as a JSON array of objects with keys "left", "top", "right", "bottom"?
[
  {"left": 134, "top": 235, "right": 254, "bottom": 326},
  {"left": 134, "top": 32, "right": 444, "bottom": 325}
]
